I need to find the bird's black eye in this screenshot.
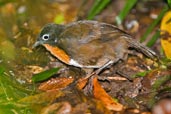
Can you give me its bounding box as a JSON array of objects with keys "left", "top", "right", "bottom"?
[{"left": 42, "top": 34, "right": 49, "bottom": 41}]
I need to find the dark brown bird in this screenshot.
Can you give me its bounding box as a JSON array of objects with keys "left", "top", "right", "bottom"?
[{"left": 33, "top": 20, "right": 156, "bottom": 71}]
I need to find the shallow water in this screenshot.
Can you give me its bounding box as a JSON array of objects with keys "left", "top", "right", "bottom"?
[{"left": 0, "top": 0, "right": 78, "bottom": 82}]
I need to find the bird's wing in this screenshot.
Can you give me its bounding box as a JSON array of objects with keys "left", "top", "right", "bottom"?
[
  {"left": 60, "top": 20, "right": 157, "bottom": 59},
  {"left": 59, "top": 20, "right": 129, "bottom": 45}
]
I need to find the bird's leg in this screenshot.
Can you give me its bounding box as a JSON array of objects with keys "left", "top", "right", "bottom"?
[
  {"left": 80, "top": 60, "right": 114, "bottom": 80},
  {"left": 83, "top": 68, "right": 94, "bottom": 75},
  {"left": 76, "top": 60, "right": 117, "bottom": 86},
  {"left": 95, "top": 60, "right": 115, "bottom": 75}
]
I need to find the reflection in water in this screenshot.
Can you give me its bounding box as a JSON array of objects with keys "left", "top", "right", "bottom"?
[{"left": 0, "top": 0, "right": 78, "bottom": 82}]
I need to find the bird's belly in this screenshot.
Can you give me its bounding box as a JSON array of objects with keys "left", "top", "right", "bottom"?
[{"left": 69, "top": 38, "right": 129, "bottom": 67}]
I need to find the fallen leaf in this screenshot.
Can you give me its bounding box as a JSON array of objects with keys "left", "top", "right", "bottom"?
[
  {"left": 38, "top": 77, "right": 74, "bottom": 91},
  {"left": 93, "top": 76, "right": 123, "bottom": 111},
  {"left": 76, "top": 77, "right": 89, "bottom": 90},
  {"left": 18, "top": 90, "right": 64, "bottom": 104},
  {"left": 40, "top": 102, "right": 72, "bottom": 114},
  {"left": 160, "top": 11, "right": 171, "bottom": 59},
  {"left": 32, "top": 68, "right": 60, "bottom": 82}
]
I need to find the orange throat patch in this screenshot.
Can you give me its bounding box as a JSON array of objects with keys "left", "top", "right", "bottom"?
[{"left": 43, "top": 44, "right": 70, "bottom": 64}]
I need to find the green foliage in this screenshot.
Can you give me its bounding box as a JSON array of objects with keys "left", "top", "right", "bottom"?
[
  {"left": 140, "top": 6, "right": 169, "bottom": 42},
  {"left": 0, "top": 0, "right": 15, "bottom": 6},
  {"left": 0, "top": 67, "right": 60, "bottom": 113},
  {"left": 115, "top": 0, "right": 137, "bottom": 25},
  {"left": 87, "top": 0, "right": 165, "bottom": 47},
  {"left": 0, "top": 67, "right": 4, "bottom": 75},
  {"left": 0, "top": 40, "right": 16, "bottom": 61},
  {"left": 54, "top": 13, "right": 65, "bottom": 24},
  {"left": 167, "top": 0, "right": 171, "bottom": 8},
  {"left": 87, "top": 0, "right": 111, "bottom": 20},
  {"left": 152, "top": 75, "right": 171, "bottom": 90},
  {"left": 160, "top": 58, "right": 171, "bottom": 67},
  {"left": 146, "top": 30, "right": 160, "bottom": 47},
  {"left": 0, "top": 67, "right": 35, "bottom": 114},
  {"left": 132, "top": 70, "right": 150, "bottom": 78},
  {"left": 32, "top": 68, "right": 60, "bottom": 82},
  {"left": 135, "top": 71, "right": 149, "bottom": 77}
]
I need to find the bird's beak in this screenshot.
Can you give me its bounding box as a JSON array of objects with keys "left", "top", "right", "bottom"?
[{"left": 32, "top": 41, "right": 41, "bottom": 49}]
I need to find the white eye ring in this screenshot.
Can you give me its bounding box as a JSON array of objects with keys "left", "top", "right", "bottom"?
[{"left": 42, "top": 34, "right": 49, "bottom": 41}]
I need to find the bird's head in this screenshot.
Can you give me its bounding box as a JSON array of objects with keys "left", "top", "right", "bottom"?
[{"left": 32, "top": 23, "right": 64, "bottom": 48}]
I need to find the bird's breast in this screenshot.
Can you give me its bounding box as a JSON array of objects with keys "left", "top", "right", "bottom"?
[{"left": 42, "top": 44, "right": 70, "bottom": 64}]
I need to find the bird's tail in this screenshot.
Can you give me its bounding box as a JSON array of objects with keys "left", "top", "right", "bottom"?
[{"left": 125, "top": 37, "right": 157, "bottom": 59}]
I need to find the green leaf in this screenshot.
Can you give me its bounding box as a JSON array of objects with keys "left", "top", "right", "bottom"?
[
  {"left": 168, "top": 0, "right": 171, "bottom": 8},
  {"left": 135, "top": 71, "right": 149, "bottom": 77},
  {"left": 32, "top": 68, "right": 60, "bottom": 82},
  {"left": 0, "top": 67, "right": 5, "bottom": 75},
  {"left": 152, "top": 75, "right": 171, "bottom": 90},
  {"left": 146, "top": 30, "right": 160, "bottom": 47},
  {"left": 140, "top": 6, "right": 169, "bottom": 42},
  {"left": 87, "top": 0, "right": 111, "bottom": 20},
  {"left": 115, "top": 0, "right": 138, "bottom": 25}
]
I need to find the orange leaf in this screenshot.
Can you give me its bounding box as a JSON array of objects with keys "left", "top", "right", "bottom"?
[
  {"left": 76, "top": 77, "right": 89, "bottom": 90},
  {"left": 160, "top": 11, "right": 171, "bottom": 59},
  {"left": 93, "top": 76, "right": 123, "bottom": 111},
  {"left": 39, "top": 77, "right": 74, "bottom": 91}
]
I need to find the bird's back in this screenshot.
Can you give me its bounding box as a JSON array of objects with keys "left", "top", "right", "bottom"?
[{"left": 57, "top": 20, "right": 156, "bottom": 67}]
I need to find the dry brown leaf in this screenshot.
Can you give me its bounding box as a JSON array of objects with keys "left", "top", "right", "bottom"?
[
  {"left": 38, "top": 77, "right": 74, "bottom": 91},
  {"left": 93, "top": 76, "right": 124, "bottom": 111}
]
